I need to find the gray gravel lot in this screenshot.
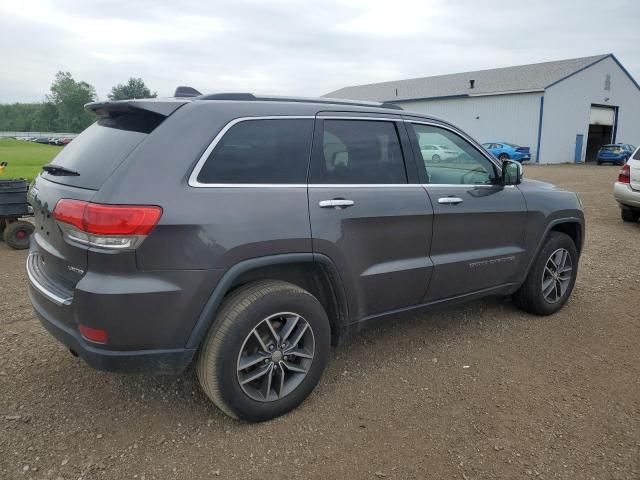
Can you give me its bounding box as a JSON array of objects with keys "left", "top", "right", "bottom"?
[{"left": 1, "top": 164, "right": 639, "bottom": 479}]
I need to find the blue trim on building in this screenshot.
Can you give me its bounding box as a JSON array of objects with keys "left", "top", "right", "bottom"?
[
  {"left": 545, "top": 55, "right": 610, "bottom": 89},
  {"left": 608, "top": 54, "right": 640, "bottom": 91},
  {"left": 545, "top": 53, "right": 640, "bottom": 91},
  {"left": 535, "top": 96, "right": 544, "bottom": 163}
]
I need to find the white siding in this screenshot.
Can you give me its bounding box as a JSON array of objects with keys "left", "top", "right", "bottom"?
[
  {"left": 398, "top": 93, "right": 543, "bottom": 160},
  {"left": 541, "top": 56, "right": 640, "bottom": 163}
]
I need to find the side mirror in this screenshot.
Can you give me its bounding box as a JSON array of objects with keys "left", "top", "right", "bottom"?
[{"left": 502, "top": 160, "right": 522, "bottom": 185}]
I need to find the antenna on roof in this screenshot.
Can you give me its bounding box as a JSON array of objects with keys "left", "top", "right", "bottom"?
[{"left": 174, "top": 86, "right": 202, "bottom": 98}]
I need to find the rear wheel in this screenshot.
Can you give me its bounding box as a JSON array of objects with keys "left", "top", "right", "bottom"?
[
  {"left": 197, "top": 280, "right": 331, "bottom": 422},
  {"left": 3, "top": 221, "right": 34, "bottom": 250},
  {"left": 621, "top": 208, "right": 640, "bottom": 222},
  {"left": 596, "top": 161, "right": 602, "bottom": 165},
  {"left": 514, "top": 231, "right": 578, "bottom": 315}
]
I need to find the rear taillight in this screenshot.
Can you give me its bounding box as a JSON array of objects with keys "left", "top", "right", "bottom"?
[
  {"left": 618, "top": 164, "right": 631, "bottom": 184},
  {"left": 53, "top": 199, "right": 162, "bottom": 249}
]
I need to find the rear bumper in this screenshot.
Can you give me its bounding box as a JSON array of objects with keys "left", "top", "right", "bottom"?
[
  {"left": 25, "top": 249, "right": 218, "bottom": 374},
  {"left": 29, "top": 286, "right": 196, "bottom": 373},
  {"left": 613, "top": 182, "right": 640, "bottom": 209},
  {"left": 598, "top": 155, "right": 626, "bottom": 163}
]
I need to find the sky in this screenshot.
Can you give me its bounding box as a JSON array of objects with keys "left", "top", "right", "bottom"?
[{"left": 1, "top": 0, "right": 639, "bottom": 103}]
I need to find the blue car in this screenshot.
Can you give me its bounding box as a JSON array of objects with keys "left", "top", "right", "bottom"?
[
  {"left": 482, "top": 142, "right": 531, "bottom": 162},
  {"left": 596, "top": 144, "right": 635, "bottom": 165}
]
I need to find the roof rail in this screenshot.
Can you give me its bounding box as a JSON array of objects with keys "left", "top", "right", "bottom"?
[{"left": 175, "top": 87, "right": 403, "bottom": 110}]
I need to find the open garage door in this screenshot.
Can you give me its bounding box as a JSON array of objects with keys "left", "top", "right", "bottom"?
[{"left": 585, "top": 105, "right": 617, "bottom": 162}]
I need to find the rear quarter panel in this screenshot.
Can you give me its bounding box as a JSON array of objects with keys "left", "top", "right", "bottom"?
[{"left": 92, "top": 101, "right": 315, "bottom": 271}]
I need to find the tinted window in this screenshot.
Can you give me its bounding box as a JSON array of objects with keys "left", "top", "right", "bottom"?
[
  {"left": 41, "top": 114, "right": 159, "bottom": 189},
  {"left": 310, "top": 120, "right": 407, "bottom": 184},
  {"left": 410, "top": 123, "right": 497, "bottom": 185},
  {"left": 197, "top": 119, "right": 313, "bottom": 184}
]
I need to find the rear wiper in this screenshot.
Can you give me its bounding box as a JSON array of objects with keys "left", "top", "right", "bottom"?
[{"left": 42, "top": 164, "right": 80, "bottom": 176}]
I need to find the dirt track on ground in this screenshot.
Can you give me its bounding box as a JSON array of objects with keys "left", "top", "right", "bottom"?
[{"left": 1, "top": 164, "right": 639, "bottom": 479}]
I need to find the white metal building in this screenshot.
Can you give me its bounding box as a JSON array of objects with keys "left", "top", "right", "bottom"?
[{"left": 324, "top": 54, "right": 640, "bottom": 163}]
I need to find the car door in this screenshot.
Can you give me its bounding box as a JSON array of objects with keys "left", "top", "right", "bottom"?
[
  {"left": 308, "top": 114, "right": 434, "bottom": 320},
  {"left": 406, "top": 120, "right": 527, "bottom": 302}
]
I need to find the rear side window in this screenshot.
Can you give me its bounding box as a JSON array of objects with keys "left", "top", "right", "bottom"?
[
  {"left": 634, "top": 148, "right": 640, "bottom": 160},
  {"left": 310, "top": 120, "right": 407, "bottom": 184},
  {"left": 41, "top": 111, "right": 165, "bottom": 190},
  {"left": 196, "top": 119, "right": 313, "bottom": 184}
]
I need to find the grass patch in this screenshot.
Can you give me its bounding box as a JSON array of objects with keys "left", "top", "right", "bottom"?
[{"left": 0, "top": 139, "right": 63, "bottom": 182}]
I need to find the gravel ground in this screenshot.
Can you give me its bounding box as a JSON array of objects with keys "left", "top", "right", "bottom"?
[{"left": 1, "top": 164, "right": 639, "bottom": 480}]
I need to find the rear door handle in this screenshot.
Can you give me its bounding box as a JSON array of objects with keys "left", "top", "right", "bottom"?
[
  {"left": 438, "top": 196, "right": 463, "bottom": 205},
  {"left": 319, "top": 199, "right": 355, "bottom": 209}
]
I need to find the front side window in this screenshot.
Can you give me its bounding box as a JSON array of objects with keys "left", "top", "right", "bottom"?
[
  {"left": 410, "top": 123, "right": 497, "bottom": 185},
  {"left": 310, "top": 120, "right": 407, "bottom": 184},
  {"left": 196, "top": 119, "right": 313, "bottom": 184}
]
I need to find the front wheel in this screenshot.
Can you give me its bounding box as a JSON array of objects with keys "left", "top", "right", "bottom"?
[
  {"left": 432, "top": 154, "right": 441, "bottom": 162},
  {"left": 498, "top": 153, "right": 509, "bottom": 161},
  {"left": 197, "top": 280, "right": 331, "bottom": 422},
  {"left": 514, "top": 231, "right": 578, "bottom": 315}
]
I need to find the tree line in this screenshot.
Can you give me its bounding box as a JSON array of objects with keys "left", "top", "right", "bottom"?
[{"left": 0, "top": 72, "right": 156, "bottom": 133}]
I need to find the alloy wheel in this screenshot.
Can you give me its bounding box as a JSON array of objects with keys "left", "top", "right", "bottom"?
[
  {"left": 236, "top": 312, "right": 315, "bottom": 402},
  {"left": 541, "top": 248, "right": 573, "bottom": 303}
]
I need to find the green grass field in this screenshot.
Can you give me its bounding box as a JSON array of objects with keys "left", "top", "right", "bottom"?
[{"left": 0, "top": 138, "right": 63, "bottom": 181}]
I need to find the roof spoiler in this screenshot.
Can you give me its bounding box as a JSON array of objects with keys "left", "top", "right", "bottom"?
[{"left": 85, "top": 99, "right": 188, "bottom": 117}]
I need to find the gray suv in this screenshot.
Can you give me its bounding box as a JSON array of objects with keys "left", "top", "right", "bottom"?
[{"left": 26, "top": 92, "right": 584, "bottom": 421}]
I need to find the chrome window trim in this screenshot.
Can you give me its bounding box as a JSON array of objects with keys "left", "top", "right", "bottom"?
[
  {"left": 188, "top": 115, "right": 505, "bottom": 188},
  {"left": 188, "top": 116, "right": 315, "bottom": 188}
]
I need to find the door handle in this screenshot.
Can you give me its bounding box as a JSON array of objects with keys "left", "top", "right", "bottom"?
[
  {"left": 319, "top": 199, "right": 355, "bottom": 209},
  {"left": 438, "top": 196, "right": 463, "bottom": 205}
]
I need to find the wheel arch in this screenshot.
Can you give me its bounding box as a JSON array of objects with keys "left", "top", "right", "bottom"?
[
  {"left": 517, "top": 217, "right": 584, "bottom": 287},
  {"left": 186, "top": 254, "right": 349, "bottom": 350}
]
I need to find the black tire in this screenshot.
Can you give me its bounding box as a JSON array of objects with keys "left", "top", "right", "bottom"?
[
  {"left": 621, "top": 208, "right": 640, "bottom": 222},
  {"left": 498, "top": 153, "right": 509, "bottom": 161},
  {"left": 432, "top": 154, "right": 441, "bottom": 162},
  {"left": 514, "top": 231, "right": 578, "bottom": 316},
  {"left": 3, "top": 221, "right": 34, "bottom": 250},
  {"left": 597, "top": 161, "right": 602, "bottom": 165},
  {"left": 0, "top": 221, "right": 5, "bottom": 240},
  {"left": 197, "top": 280, "right": 331, "bottom": 422}
]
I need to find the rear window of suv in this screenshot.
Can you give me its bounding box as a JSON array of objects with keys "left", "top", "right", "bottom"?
[
  {"left": 196, "top": 119, "right": 314, "bottom": 184},
  {"left": 41, "top": 110, "right": 164, "bottom": 190}
]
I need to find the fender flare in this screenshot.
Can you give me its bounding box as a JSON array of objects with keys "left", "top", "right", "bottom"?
[
  {"left": 185, "top": 253, "right": 349, "bottom": 349},
  {"left": 517, "top": 216, "right": 583, "bottom": 286}
]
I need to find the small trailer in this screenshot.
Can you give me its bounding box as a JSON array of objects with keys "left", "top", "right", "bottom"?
[{"left": 0, "top": 179, "right": 34, "bottom": 250}]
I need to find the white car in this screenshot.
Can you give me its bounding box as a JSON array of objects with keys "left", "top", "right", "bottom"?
[
  {"left": 613, "top": 146, "right": 640, "bottom": 222},
  {"left": 420, "top": 144, "right": 459, "bottom": 162}
]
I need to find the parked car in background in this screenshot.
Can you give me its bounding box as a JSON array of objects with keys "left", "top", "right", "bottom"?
[
  {"left": 483, "top": 142, "right": 531, "bottom": 162},
  {"left": 59, "top": 137, "right": 73, "bottom": 146},
  {"left": 613, "top": 146, "right": 640, "bottom": 222},
  {"left": 419, "top": 144, "right": 458, "bottom": 162},
  {"left": 597, "top": 144, "right": 635, "bottom": 165}
]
